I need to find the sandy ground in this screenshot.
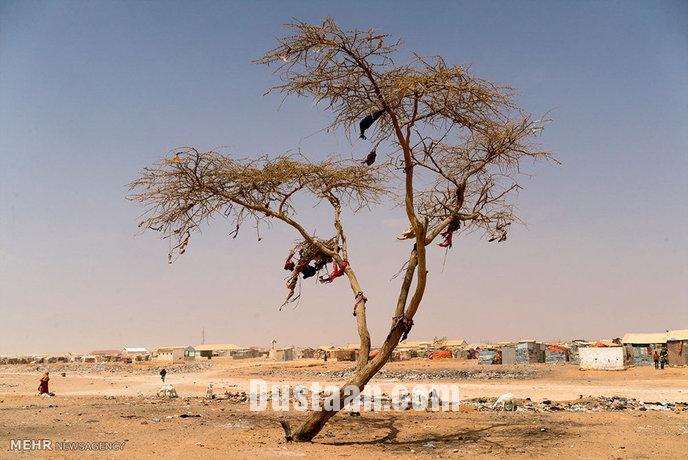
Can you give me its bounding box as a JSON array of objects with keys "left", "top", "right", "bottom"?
[{"left": 1, "top": 359, "right": 687, "bottom": 458}]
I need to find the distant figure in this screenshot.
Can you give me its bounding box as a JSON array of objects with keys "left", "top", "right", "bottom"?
[
  {"left": 206, "top": 383, "right": 214, "bottom": 399},
  {"left": 653, "top": 350, "right": 660, "bottom": 369},
  {"left": 659, "top": 347, "right": 668, "bottom": 370},
  {"left": 323, "top": 353, "right": 328, "bottom": 363},
  {"left": 38, "top": 372, "right": 50, "bottom": 395},
  {"left": 160, "top": 368, "right": 167, "bottom": 382}
]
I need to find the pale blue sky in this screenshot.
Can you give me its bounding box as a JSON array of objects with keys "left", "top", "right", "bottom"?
[{"left": 1, "top": 1, "right": 686, "bottom": 354}]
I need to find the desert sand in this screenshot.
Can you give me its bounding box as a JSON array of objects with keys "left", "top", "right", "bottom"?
[{"left": 1, "top": 359, "right": 687, "bottom": 458}]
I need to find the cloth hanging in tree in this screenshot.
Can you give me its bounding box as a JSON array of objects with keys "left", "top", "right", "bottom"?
[
  {"left": 438, "top": 219, "right": 461, "bottom": 248},
  {"left": 301, "top": 264, "right": 317, "bottom": 279},
  {"left": 319, "top": 260, "right": 349, "bottom": 283},
  {"left": 392, "top": 315, "right": 415, "bottom": 341},
  {"left": 283, "top": 251, "right": 296, "bottom": 271},
  {"left": 362, "top": 149, "right": 377, "bottom": 166},
  {"left": 359, "top": 109, "right": 385, "bottom": 139}
]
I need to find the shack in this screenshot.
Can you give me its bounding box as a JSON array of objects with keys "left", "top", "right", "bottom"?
[
  {"left": 334, "top": 348, "right": 356, "bottom": 361},
  {"left": 478, "top": 349, "right": 500, "bottom": 365},
  {"left": 90, "top": 349, "right": 122, "bottom": 362},
  {"left": 194, "top": 343, "right": 242, "bottom": 359},
  {"left": 579, "top": 346, "right": 628, "bottom": 370},
  {"left": 499, "top": 344, "right": 516, "bottom": 365},
  {"left": 515, "top": 341, "right": 544, "bottom": 364},
  {"left": 397, "top": 340, "right": 432, "bottom": 358},
  {"left": 566, "top": 340, "right": 588, "bottom": 364},
  {"left": 271, "top": 347, "right": 295, "bottom": 361},
  {"left": 316, "top": 345, "right": 337, "bottom": 360},
  {"left": 544, "top": 345, "right": 569, "bottom": 363},
  {"left": 667, "top": 329, "right": 688, "bottom": 367},
  {"left": 621, "top": 332, "right": 666, "bottom": 366},
  {"left": 122, "top": 347, "right": 150, "bottom": 362},
  {"left": 297, "top": 347, "right": 316, "bottom": 359}
]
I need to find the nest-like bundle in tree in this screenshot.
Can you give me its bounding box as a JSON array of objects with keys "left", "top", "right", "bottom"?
[{"left": 282, "top": 237, "right": 338, "bottom": 306}]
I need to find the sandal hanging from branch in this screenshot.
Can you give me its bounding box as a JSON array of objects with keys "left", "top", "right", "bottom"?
[{"left": 359, "top": 109, "right": 385, "bottom": 139}]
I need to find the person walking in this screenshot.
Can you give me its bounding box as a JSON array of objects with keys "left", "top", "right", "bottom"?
[
  {"left": 653, "top": 350, "right": 660, "bottom": 369},
  {"left": 659, "top": 347, "right": 669, "bottom": 370},
  {"left": 38, "top": 372, "right": 50, "bottom": 395},
  {"left": 160, "top": 368, "right": 167, "bottom": 382}
]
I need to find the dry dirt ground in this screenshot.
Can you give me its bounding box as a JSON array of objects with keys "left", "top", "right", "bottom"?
[{"left": 1, "top": 359, "right": 687, "bottom": 459}]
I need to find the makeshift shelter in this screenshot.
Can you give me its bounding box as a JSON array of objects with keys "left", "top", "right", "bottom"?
[
  {"left": 515, "top": 341, "right": 544, "bottom": 364},
  {"left": 667, "top": 329, "right": 688, "bottom": 367},
  {"left": 397, "top": 340, "right": 432, "bottom": 354},
  {"left": 478, "top": 349, "right": 500, "bottom": 365},
  {"left": 194, "top": 343, "right": 242, "bottom": 358},
  {"left": 500, "top": 345, "right": 516, "bottom": 365},
  {"left": 430, "top": 350, "right": 453, "bottom": 360},
  {"left": 579, "top": 346, "right": 628, "bottom": 370},
  {"left": 392, "top": 350, "right": 413, "bottom": 361},
  {"left": 122, "top": 347, "right": 150, "bottom": 362},
  {"left": 272, "top": 347, "right": 295, "bottom": 361},
  {"left": 566, "top": 340, "right": 588, "bottom": 364},
  {"left": 621, "top": 332, "right": 667, "bottom": 366},
  {"left": 297, "top": 347, "right": 316, "bottom": 359},
  {"left": 316, "top": 345, "right": 337, "bottom": 360},
  {"left": 230, "top": 348, "right": 263, "bottom": 359},
  {"left": 90, "top": 349, "right": 122, "bottom": 362},
  {"left": 451, "top": 348, "right": 470, "bottom": 359},
  {"left": 334, "top": 348, "right": 356, "bottom": 361},
  {"left": 544, "top": 345, "right": 569, "bottom": 364}
]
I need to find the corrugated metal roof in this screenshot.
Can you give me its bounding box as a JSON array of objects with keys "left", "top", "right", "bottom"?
[
  {"left": 621, "top": 332, "right": 667, "bottom": 345},
  {"left": 667, "top": 329, "right": 688, "bottom": 341}
]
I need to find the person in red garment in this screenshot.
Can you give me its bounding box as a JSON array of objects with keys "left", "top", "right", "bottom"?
[{"left": 38, "top": 372, "right": 50, "bottom": 395}]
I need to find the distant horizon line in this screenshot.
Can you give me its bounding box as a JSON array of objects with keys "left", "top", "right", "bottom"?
[{"left": 5, "top": 329, "right": 686, "bottom": 357}]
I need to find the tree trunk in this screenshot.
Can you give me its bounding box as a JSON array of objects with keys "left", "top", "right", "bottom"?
[{"left": 290, "top": 325, "right": 405, "bottom": 441}]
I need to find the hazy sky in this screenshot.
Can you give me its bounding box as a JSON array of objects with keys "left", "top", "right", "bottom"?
[{"left": 1, "top": 1, "right": 687, "bottom": 355}]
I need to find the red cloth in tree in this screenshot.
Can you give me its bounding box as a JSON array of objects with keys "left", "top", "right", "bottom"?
[{"left": 320, "top": 260, "right": 348, "bottom": 283}]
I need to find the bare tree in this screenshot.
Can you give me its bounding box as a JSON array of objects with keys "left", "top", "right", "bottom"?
[{"left": 129, "top": 18, "right": 554, "bottom": 442}]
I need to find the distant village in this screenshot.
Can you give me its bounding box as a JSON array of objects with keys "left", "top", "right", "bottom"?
[{"left": 2, "top": 329, "right": 686, "bottom": 370}]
